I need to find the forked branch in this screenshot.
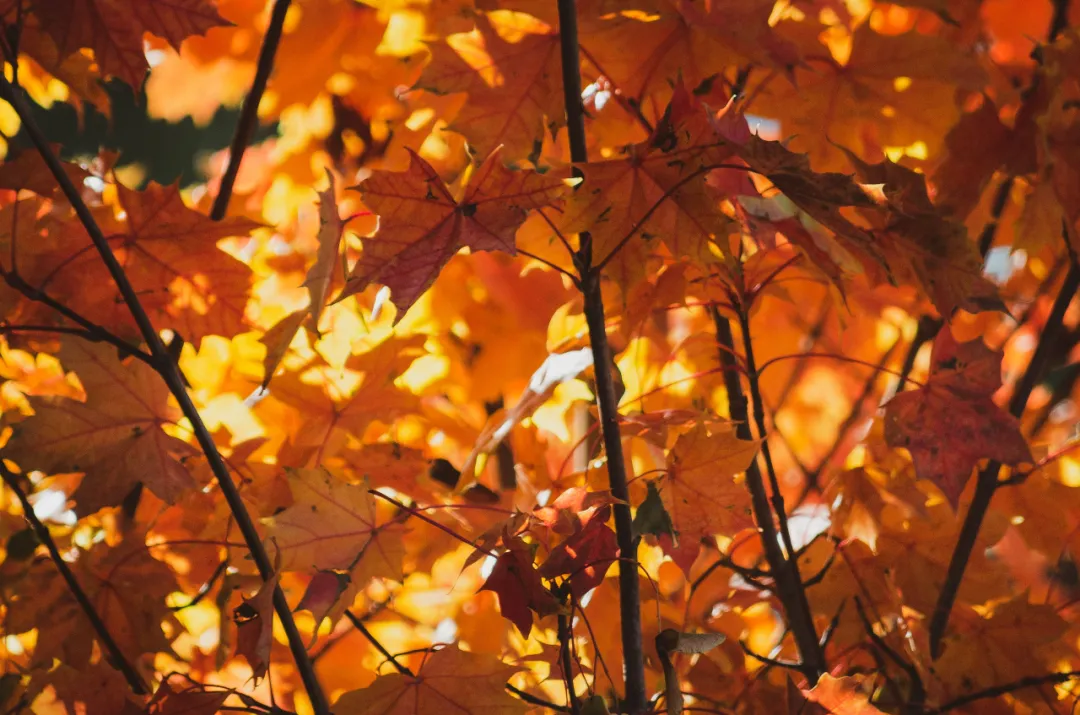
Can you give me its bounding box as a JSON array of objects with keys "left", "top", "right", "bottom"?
[{"left": 710, "top": 305, "right": 826, "bottom": 683}]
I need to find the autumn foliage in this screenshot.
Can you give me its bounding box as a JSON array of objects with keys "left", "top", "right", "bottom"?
[{"left": 1, "top": 0, "right": 1080, "bottom": 714}]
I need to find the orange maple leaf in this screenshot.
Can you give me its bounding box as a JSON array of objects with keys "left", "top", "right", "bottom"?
[
  {"left": 34, "top": 0, "right": 231, "bottom": 87},
  {"left": 4, "top": 339, "right": 198, "bottom": 515},
  {"left": 560, "top": 85, "right": 739, "bottom": 285},
  {"left": 17, "top": 181, "right": 259, "bottom": 347},
  {"left": 339, "top": 148, "right": 567, "bottom": 318},
  {"left": 660, "top": 423, "right": 759, "bottom": 572},
  {"left": 265, "top": 468, "right": 404, "bottom": 583},
  {"left": 332, "top": 646, "right": 527, "bottom": 715},
  {"left": 4, "top": 533, "right": 178, "bottom": 669},
  {"left": 418, "top": 10, "right": 562, "bottom": 161},
  {"left": 801, "top": 674, "right": 887, "bottom": 715}
]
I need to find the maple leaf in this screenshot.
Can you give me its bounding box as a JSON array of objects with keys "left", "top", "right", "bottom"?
[
  {"left": 259, "top": 333, "right": 425, "bottom": 452},
  {"left": 577, "top": 0, "right": 796, "bottom": 114},
  {"left": 0, "top": 148, "right": 89, "bottom": 196},
  {"left": 143, "top": 681, "right": 230, "bottom": 715},
  {"left": 20, "top": 181, "right": 259, "bottom": 347},
  {"left": 5, "top": 533, "right": 178, "bottom": 669},
  {"left": 233, "top": 569, "right": 279, "bottom": 681},
  {"left": 334, "top": 646, "right": 527, "bottom": 715},
  {"left": 26, "top": 662, "right": 137, "bottom": 715},
  {"left": 538, "top": 517, "right": 618, "bottom": 598},
  {"left": 754, "top": 25, "right": 986, "bottom": 169},
  {"left": 339, "top": 147, "right": 567, "bottom": 318},
  {"left": 935, "top": 594, "right": 1069, "bottom": 695},
  {"left": 532, "top": 486, "right": 618, "bottom": 536},
  {"left": 479, "top": 537, "right": 561, "bottom": 636},
  {"left": 839, "top": 150, "right": 1003, "bottom": 316},
  {"left": 801, "top": 674, "right": 886, "bottom": 715},
  {"left": 3, "top": 338, "right": 198, "bottom": 515},
  {"left": 660, "top": 423, "right": 759, "bottom": 573},
  {"left": 560, "top": 84, "right": 739, "bottom": 282},
  {"left": 884, "top": 327, "right": 1032, "bottom": 508},
  {"left": 307, "top": 170, "right": 347, "bottom": 328},
  {"left": 295, "top": 569, "right": 365, "bottom": 638},
  {"left": 417, "top": 10, "right": 563, "bottom": 161},
  {"left": 34, "top": 0, "right": 231, "bottom": 88},
  {"left": 264, "top": 468, "right": 404, "bottom": 584}
]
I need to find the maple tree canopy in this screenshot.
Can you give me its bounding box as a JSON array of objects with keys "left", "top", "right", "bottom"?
[{"left": 0, "top": 0, "right": 1078, "bottom": 714}]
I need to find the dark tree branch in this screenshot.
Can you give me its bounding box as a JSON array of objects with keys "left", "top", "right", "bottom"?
[
  {"left": 210, "top": 0, "right": 291, "bottom": 220},
  {"left": 558, "top": 611, "right": 582, "bottom": 715},
  {"left": 0, "top": 271, "right": 156, "bottom": 368},
  {"left": 928, "top": 256, "right": 1080, "bottom": 658},
  {"left": 0, "top": 75, "right": 331, "bottom": 715},
  {"left": 0, "top": 462, "right": 148, "bottom": 694},
  {"left": 927, "top": 671, "right": 1080, "bottom": 714},
  {"left": 710, "top": 305, "right": 826, "bottom": 683},
  {"left": 976, "top": 175, "right": 1015, "bottom": 257},
  {"left": 557, "top": 0, "right": 647, "bottom": 710}
]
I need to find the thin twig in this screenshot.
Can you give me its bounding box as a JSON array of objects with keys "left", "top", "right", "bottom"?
[
  {"left": 800, "top": 340, "right": 900, "bottom": 500},
  {"left": 210, "top": 0, "right": 291, "bottom": 220},
  {"left": 170, "top": 559, "right": 229, "bottom": 612},
  {"left": 0, "top": 462, "right": 148, "bottom": 694},
  {"left": 0, "top": 75, "right": 332, "bottom": 715},
  {"left": 345, "top": 611, "right": 412, "bottom": 675},
  {"left": 738, "top": 641, "right": 802, "bottom": 671},
  {"left": 557, "top": 0, "right": 647, "bottom": 710}
]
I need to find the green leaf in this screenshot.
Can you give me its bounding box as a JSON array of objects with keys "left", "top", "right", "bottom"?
[{"left": 632, "top": 480, "right": 678, "bottom": 544}]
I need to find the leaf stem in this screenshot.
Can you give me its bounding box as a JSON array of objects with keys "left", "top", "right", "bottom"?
[
  {"left": 210, "top": 0, "right": 291, "bottom": 220},
  {"left": 556, "top": 0, "right": 648, "bottom": 709},
  {"left": 0, "top": 462, "right": 149, "bottom": 694},
  {"left": 710, "top": 305, "right": 825, "bottom": 683},
  {"left": 0, "top": 75, "right": 332, "bottom": 715},
  {"left": 927, "top": 257, "right": 1080, "bottom": 657}
]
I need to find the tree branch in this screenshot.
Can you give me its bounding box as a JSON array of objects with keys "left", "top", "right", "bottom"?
[
  {"left": 927, "top": 671, "right": 1080, "bottom": 714},
  {"left": 210, "top": 0, "right": 291, "bottom": 220},
  {"left": 557, "top": 0, "right": 647, "bottom": 710},
  {"left": 0, "top": 75, "right": 332, "bottom": 715},
  {"left": 928, "top": 257, "right": 1080, "bottom": 658},
  {"left": 558, "top": 610, "right": 582, "bottom": 715},
  {"left": 0, "top": 461, "right": 148, "bottom": 694},
  {"left": 710, "top": 305, "right": 826, "bottom": 683},
  {"left": 0, "top": 271, "right": 156, "bottom": 368}
]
